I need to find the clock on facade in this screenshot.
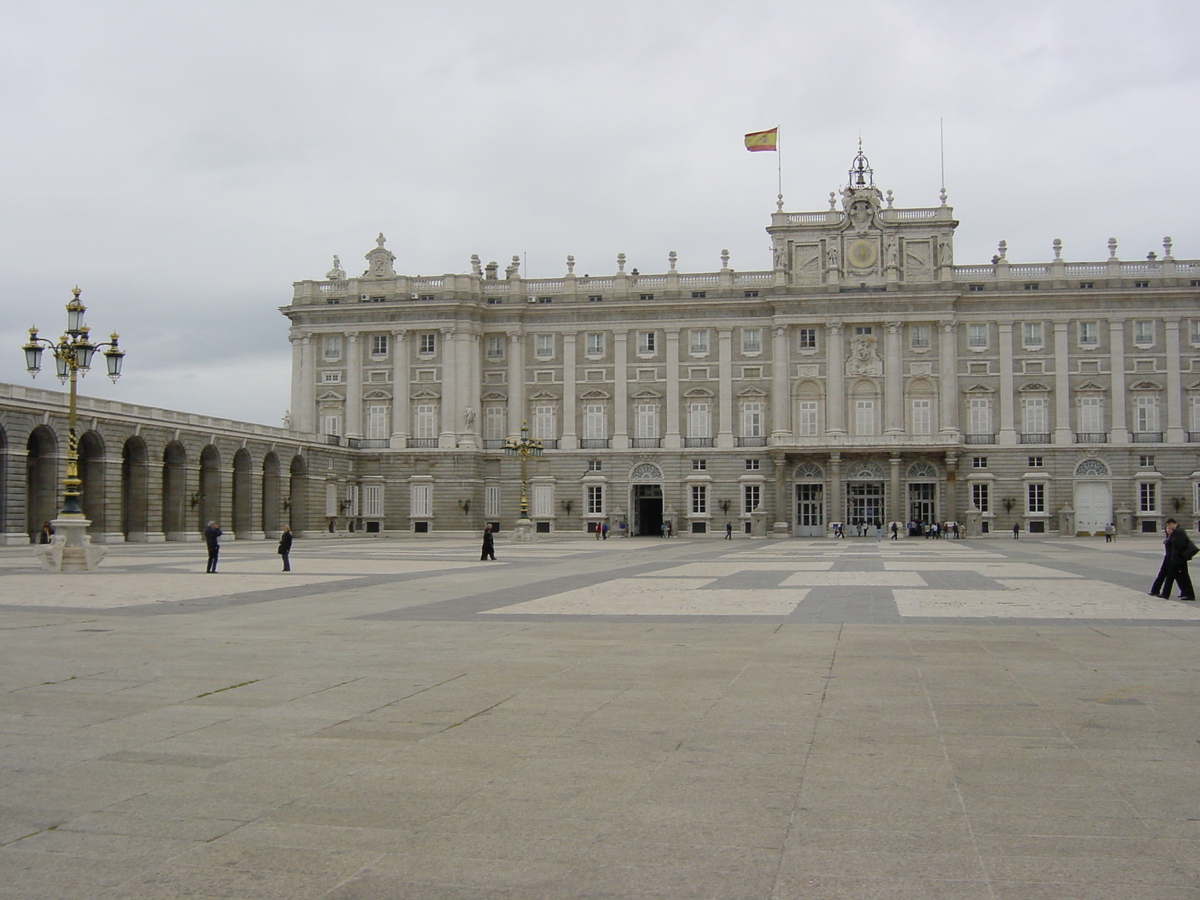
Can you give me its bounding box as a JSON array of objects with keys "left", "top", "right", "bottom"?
[{"left": 848, "top": 239, "right": 878, "bottom": 269}]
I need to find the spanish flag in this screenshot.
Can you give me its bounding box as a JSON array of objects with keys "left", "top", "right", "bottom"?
[{"left": 744, "top": 128, "right": 778, "bottom": 152}]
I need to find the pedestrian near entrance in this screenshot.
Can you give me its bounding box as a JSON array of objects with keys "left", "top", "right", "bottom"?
[
  {"left": 480, "top": 524, "right": 496, "bottom": 561},
  {"left": 1012, "top": 522, "right": 1020, "bottom": 540},
  {"left": 874, "top": 519, "right": 883, "bottom": 541},
  {"left": 204, "top": 521, "right": 222, "bottom": 573},
  {"left": 601, "top": 522, "right": 609, "bottom": 539},
  {"left": 1159, "top": 518, "right": 1196, "bottom": 601},
  {"left": 1105, "top": 522, "right": 1115, "bottom": 543},
  {"left": 725, "top": 522, "right": 733, "bottom": 540},
  {"left": 1150, "top": 523, "right": 1172, "bottom": 597},
  {"left": 890, "top": 521, "right": 898, "bottom": 540},
  {"left": 277, "top": 525, "right": 293, "bottom": 572}
]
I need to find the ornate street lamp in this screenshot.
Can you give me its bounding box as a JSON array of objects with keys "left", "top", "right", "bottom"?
[
  {"left": 22, "top": 287, "right": 125, "bottom": 569},
  {"left": 503, "top": 420, "right": 542, "bottom": 528}
]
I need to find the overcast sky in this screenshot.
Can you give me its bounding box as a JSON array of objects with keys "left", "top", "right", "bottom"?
[{"left": 2, "top": 0, "right": 1197, "bottom": 427}]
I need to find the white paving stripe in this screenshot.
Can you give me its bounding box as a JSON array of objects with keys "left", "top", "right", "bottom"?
[
  {"left": 483, "top": 578, "right": 807, "bottom": 616},
  {"left": 779, "top": 571, "right": 928, "bottom": 587},
  {"left": 883, "top": 562, "right": 1078, "bottom": 577},
  {"left": 894, "top": 580, "right": 1200, "bottom": 619}
]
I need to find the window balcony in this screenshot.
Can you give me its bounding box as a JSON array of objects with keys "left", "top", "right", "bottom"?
[
  {"left": 1075, "top": 433, "right": 1109, "bottom": 443},
  {"left": 538, "top": 439, "right": 559, "bottom": 450},
  {"left": 358, "top": 439, "right": 389, "bottom": 449},
  {"left": 324, "top": 434, "right": 342, "bottom": 446},
  {"left": 631, "top": 437, "right": 661, "bottom": 448},
  {"left": 407, "top": 438, "right": 438, "bottom": 448},
  {"left": 1188, "top": 432, "right": 1200, "bottom": 443},
  {"left": 1131, "top": 432, "right": 1163, "bottom": 443},
  {"left": 1019, "top": 433, "right": 1050, "bottom": 444},
  {"left": 483, "top": 439, "right": 506, "bottom": 449},
  {"left": 737, "top": 436, "right": 767, "bottom": 447},
  {"left": 684, "top": 437, "right": 714, "bottom": 448},
  {"left": 963, "top": 433, "right": 996, "bottom": 444},
  {"left": 580, "top": 438, "right": 611, "bottom": 449}
]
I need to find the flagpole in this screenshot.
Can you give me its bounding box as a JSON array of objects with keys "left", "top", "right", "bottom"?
[{"left": 776, "top": 125, "right": 782, "bottom": 206}]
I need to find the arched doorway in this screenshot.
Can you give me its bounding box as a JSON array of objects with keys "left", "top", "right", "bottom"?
[
  {"left": 79, "top": 430, "right": 105, "bottom": 535},
  {"left": 26, "top": 426, "right": 59, "bottom": 541},
  {"left": 844, "top": 460, "right": 886, "bottom": 530},
  {"left": 232, "top": 448, "right": 252, "bottom": 539},
  {"left": 793, "top": 461, "right": 825, "bottom": 537},
  {"left": 122, "top": 436, "right": 149, "bottom": 541},
  {"left": 199, "top": 446, "right": 221, "bottom": 533},
  {"left": 162, "top": 442, "right": 187, "bottom": 541},
  {"left": 262, "top": 453, "right": 281, "bottom": 536},
  {"left": 289, "top": 455, "right": 307, "bottom": 535},
  {"left": 906, "top": 460, "right": 939, "bottom": 525},
  {"left": 1073, "top": 458, "right": 1111, "bottom": 536},
  {"left": 629, "top": 462, "right": 664, "bottom": 536}
]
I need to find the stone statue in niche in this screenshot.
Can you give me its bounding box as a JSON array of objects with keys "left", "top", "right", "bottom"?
[{"left": 846, "top": 333, "right": 883, "bottom": 376}]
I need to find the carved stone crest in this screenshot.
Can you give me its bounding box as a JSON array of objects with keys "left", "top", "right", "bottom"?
[{"left": 846, "top": 333, "right": 883, "bottom": 377}]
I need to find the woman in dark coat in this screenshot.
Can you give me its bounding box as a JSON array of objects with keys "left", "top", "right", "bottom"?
[
  {"left": 481, "top": 524, "right": 495, "bottom": 561},
  {"left": 278, "top": 525, "right": 293, "bottom": 572}
]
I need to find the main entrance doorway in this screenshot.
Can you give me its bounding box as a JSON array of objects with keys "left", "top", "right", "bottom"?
[
  {"left": 631, "top": 484, "right": 664, "bottom": 536},
  {"left": 908, "top": 482, "right": 936, "bottom": 524},
  {"left": 795, "top": 483, "right": 824, "bottom": 537},
  {"left": 846, "top": 481, "right": 884, "bottom": 527}
]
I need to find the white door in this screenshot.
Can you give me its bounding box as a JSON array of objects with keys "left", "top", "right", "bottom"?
[{"left": 1073, "top": 482, "right": 1110, "bottom": 536}]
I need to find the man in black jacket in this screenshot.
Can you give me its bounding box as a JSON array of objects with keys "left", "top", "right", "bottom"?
[
  {"left": 278, "top": 525, "right": 293, "bottom": 572},
  {"left": 204, "top": 521, "right": 222, "bottom": 573},
  {"left": 1159, "top": 519, "right": 1195, "bottom": 601}
]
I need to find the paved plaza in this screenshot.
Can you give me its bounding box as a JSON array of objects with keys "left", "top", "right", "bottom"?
[{"left": 0, "top": 532, "right": 1198, "bottom": 899}]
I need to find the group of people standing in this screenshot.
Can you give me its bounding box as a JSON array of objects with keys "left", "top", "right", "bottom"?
[
  {"left": 1150, "top": 518, "right": 1196, "bottom": 601},
  {"left": 203, "top": 521, "right": 293, "bottom": 573}
]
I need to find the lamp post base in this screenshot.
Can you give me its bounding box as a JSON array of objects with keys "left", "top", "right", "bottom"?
[
  {"left": 512, "top": 517, "right": 537, "bottom": 543},
  {"left": 37, "top": 517, "right": 107, "bottom": 572}
]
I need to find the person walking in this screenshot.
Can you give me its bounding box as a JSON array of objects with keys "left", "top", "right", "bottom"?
[
  {"left": 480, "top": 524, "right": 496, "bottom": 561},
  {"left": 601, "top": 521, "right": 609, "bottom": 540},
  {"left": 1012, "top": 522, "right": 1020, "bottom": 540},
  {"left": 1160, "top": 518, "right": 1195, "bottom": 601},
  {"left": 277, "top": 525, "right": 293, "bottom": 572},
  {"left": 890, "top": 521, "right": 899, "bottom": 540},
  {"left": 204, "top": 521, "right": 222, "bottom": 573},
  {"left": 1150, "top": 522, "right": 1172, "bottom": 597},
  {"left": 1104, "top": 522, "right": 1115, "bottom": 543},
  {"left": 725, "top": 522, "right": 733, "bottom": 540},
  {"left": 874, "top": 519, "right": 883, "bottom": 541}
]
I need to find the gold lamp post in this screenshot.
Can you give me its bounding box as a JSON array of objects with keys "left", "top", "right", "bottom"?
[
  {"left": 23, "top": 287, "right": 125, "bottom": 570},
  {"left": 503, "top": 420, "right": 542, "bottom": 539}
]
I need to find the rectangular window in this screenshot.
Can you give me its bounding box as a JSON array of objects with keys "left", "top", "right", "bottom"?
[
  {"left": 1192, "top": 396, "right": 1200, "bottom": 432},
  {"left": 484, "top": 406, "right": 505, "bottom": 441},
  {"left": 741, "top": 328, "right": 762, "bottom": 354},
  {"left": 586, "top": 333, "right": 604, "bottom": 356},
  {"left": 638, "top": 332, "right": 656, "bottom": 354},
  {"left": 419, "top": 333, "right": 436, "bottom": 355},
  {"left": 588, "top": 294, "right": 603, "bottom": 303},
  {"left": 968, "top": 397, "right": 991, "bottom": 435},
  {"left": 1138, "top": 455, "right": 1155, "bottom": 468},
  {"left": 910, "top": 324, "right": 930, "bottom": 349},
  {"left": 532, "top": 483, "right": 553, "bottom": 518},
  {"left": 1135, "top": 396, "right": 1159, "bottom": 433},
  {"left": 968, "top": 323, "right": 987, "bottom": 348},
  {"left": 1078, "top": 396, "right": 1103, "bottom": 433},
  {"left": 1139, "top": 482, "right": 1157, "bottom": 514},
  {"left": 690, "top": 329, "right": 709, "bottom": 355},
  {"left": 413, "top": 404, "right": 437, "bottom": 440},
  {"left": 854, "top": 326, "right": 873, "bottom": 336},
  {"left": 1023, "top": 397, "right": 1047, "bottom": 434},
  {"left": 532, "top": 405, "right": 556, "bottom": 441},
  {"left": 911, "top": 398, "right": 932, "bottom": 435},
  {"left": 485, "top": 485, "right": 501, "bottom": 518},
  {"left": 973, "top": 457, "right": 988, "bottom": 468},
  {"left": 1028, "top": 456, "right": 1043, "bottom": 467},
  {"left": 741, "top": 401, "right": 763, "bottom": 437},
  {"left": 323, "top": 334, "right": 342, "bottom": 359},
  {"left": 745, "top": 459, "right": 760, "bottom": 470},
  {"left": 322, "top": 371, "right": 342, "bottom": 383},
  {"left": 1079, "top": 321, "right": 1098, "bottom": 346},
  {"left": 971, "top": 482, "right": 990, "bottom": 513},
  {"left": 743, "top": 484, "right": 761, "bottom": 514},
  {"left": 323, "top": 414, "right": 341, "bottom": 437},
  {"left": 370, "top": 334, "right": 389, "bottom": 357},
  {"left": 855, "top": 399, "right": 875, "bottom": 435},
  {"left": 588, "top": 459, "right": 602, "bottom": 472},
  {"left": 583, "top": 405, "right": 607, "bottom": 440},
  {"left": 692, "top": 459, "right": 707, "bottom": 470},
  {"left": 799, "top": 401, "right": 819, "bottom": 436},
  {"left": 691, "top": 291, "right": 706, "bottom": 299},
  {"left": 535, "top": 334, "right": 554, "bottom": 358},
  {"left": 1023, "top": 322, "right": 1043, "bottom": 348},
  {"left": 587, "top": 485, "right": 604, "bottom": 515},
  {"left": 639, "top": 293, "right": 655, "bottom": 301},
  {"left": 363, "top": 483, "right": 384, "bottom": 518},
  {"left": 1027, "top": 482, "right": 1045, "bottom": 514},
  {"left": 1191, "top": 320, "right": 1200, "bottom": 345},
  {"left": 366, "top": 405, "right": 389, "bottom": 440},
  {"left": 1134, "top": 320, "right": 1154, "bottom": 345},
  {"left": 691, "top": 485, "right": 707, "bottom": 515},
  {"left": 486, "top": 336, "right": 505, "bottom": 359},
  {"left": 410, "top": 483, "right": 431, "bottom": 517},
  {"left": 687, "top": 402, "right": 711, "bottom": 438},
  {"left": 635, "top": 404, "right": 658, "bottom": 439},
  {"left": 798, "top": 328, "right": 817, "bottom": 350}
]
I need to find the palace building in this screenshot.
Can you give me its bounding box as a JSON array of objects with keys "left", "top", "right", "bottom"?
[
  {"left": 281, "top": 149, "right": 1200, "bottom": 539},
  {"left": 2, "top": 150, "right": 1198, "bottom": 544}
]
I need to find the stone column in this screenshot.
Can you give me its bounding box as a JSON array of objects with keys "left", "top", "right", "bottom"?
[
  {"left": 289, "top": 331, "right": 305, "bottom": 432},
  {"left": 507, "top": 331, "right": 524, "bottom": 440},
  {"left": 298, "top": 334, "right": 316, "bottom": 435},
  {"left": 826, "top": 322, "right": 845, "bottom": 434},
  {"left": 613, "top": 331, "right": 629, "bottom": 450},
  {"left": 771, "top": 324, "right": 791, "bottom": 443},
  {"left": 938, "top": 320, "right": 958, "bottom": 434},
  {"left": 997, "top": 322, "right": 1017, "bottom": 444},
  {"left": 717, "top": 328, "right": 734, "bottom": 448},
  {"left": 773, "top": 454, "right": 789, "bottom": 536},
  {"left": 884, "top": 322, "right": 903, "bottom": 434},
  {"left": 456, "top": 329, "right": 479, "bottom": 448},
  {"left": 439, "top": 327, "right": 456, "bottom": 448},
  {"left": 345, "top": 332, "right": 362, "bottom": 439},
  {"left": 1053, "top": 322, "right": 1072, "bottom": 445},
  {"left": 665, "top": 329, "right": 681, "bottom": 449},
  {"left": 1109, "top": 319, "right": 1128, "bottom": 444},
  {"left": 561, "top": 332, "right": 578, "bottom": 449},
  {"left": 944, "top": 451, "right": 959, "bottom": 524},
  {"left": 829, "top": 452, "right": 843, "bottom": 527},
  {"left": 1165, "top": 318, "right": 1185, "bottom": 442},
  {"left": 889, "top": 455, "right": 902, "bottom": 524},
  {"left": 390, "top": 329, "right": 409, "bottom": 449}
]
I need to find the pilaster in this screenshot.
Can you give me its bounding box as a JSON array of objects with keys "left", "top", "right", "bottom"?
[
  {"left": 997, "top": 322, "right": 1017, "bottom": 445},
  {"left": 826, "top": 322, "right": 846, "bottom": 434},
  {"left": 664, "top": 329, "right": 681, "bottom": 449}
]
